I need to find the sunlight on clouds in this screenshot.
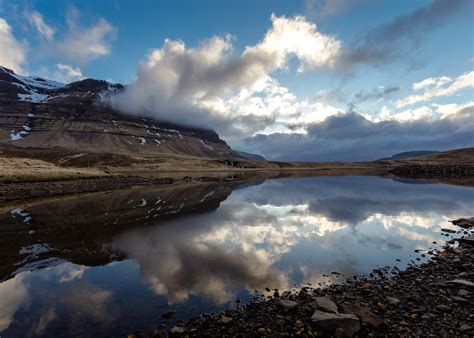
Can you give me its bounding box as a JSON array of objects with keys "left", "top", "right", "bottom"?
[
  {"left": 39, "top": 63, "right": 84, "bottom": 84},
  {"left": 0, "top": 18, "right": 27, "bottom": 73},
  {"left": 246, "top": 14, "right": 341, "bottom": 72},
  {"left": 397, "top": 71, "right": 474, "bottom": 108},
  {"left": 111, "top": 14, "right": 342, "bottom": 135}
]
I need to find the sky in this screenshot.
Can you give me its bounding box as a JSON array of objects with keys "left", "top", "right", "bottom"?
[{"left": 0, "top": 0, "right": 473, "bottom": 161}]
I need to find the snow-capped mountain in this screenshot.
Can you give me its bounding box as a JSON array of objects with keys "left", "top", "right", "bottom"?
[{"left": 0, "top": 66, "right": 240, "bottom": 159}]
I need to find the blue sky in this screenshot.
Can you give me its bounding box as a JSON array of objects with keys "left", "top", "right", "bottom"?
[{"left": 1, "top": 0, "right": 473, "bottom": 160}]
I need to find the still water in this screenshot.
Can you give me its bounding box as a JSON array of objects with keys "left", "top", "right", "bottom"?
[{"left": 1, "top": 175, "right": 473, "bottom": 337}]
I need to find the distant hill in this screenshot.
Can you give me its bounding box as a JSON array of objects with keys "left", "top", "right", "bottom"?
[
  {"left": 378, "top": 150, "right": 439, "bottom": 161},
  {"left": 234, "top": 150, "right": 266, "bottom": 161}
]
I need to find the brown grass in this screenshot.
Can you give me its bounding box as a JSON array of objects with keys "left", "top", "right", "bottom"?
[{"left": 0, "top": 157, "right": 106, "bottom": 183}]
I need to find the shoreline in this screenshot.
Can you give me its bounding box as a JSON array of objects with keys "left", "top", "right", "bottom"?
[
  {"left": 2, "top": 164, "right": 473, "bottom": 204},
  {"left": 151, "top": 218, "right": 474, "bottom": 337}
]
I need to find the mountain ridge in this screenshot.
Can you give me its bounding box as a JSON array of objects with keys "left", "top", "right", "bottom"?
[{"left": 0, "top": 66, "right": 243, "bottom": 160}]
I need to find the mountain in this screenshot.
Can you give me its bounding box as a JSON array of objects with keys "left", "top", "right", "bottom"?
[
  {"left": 234, "top": 150, "right": 266, "bottom": 161},
  {"left": 378, "top": 150, "right": 439, "bottom": 161},
  {"left": 0, "top": 66, "right": 242, "bottom": 160}
]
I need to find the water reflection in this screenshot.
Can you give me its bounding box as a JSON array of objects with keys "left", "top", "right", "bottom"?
[{"left": 0, "top": 175, "right": 473, "bottom": 337}]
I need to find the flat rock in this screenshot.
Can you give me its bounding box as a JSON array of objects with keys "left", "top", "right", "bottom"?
[
  {"left": 451, "top": 296, "right": 468, "bottom": 304},
  {"left": 278, "top": 299, "right": 299, "bottom": 310},
  {"left": 310, "top": 297, "right": 339, "bottom": 313},
  {"left": 311, "top": 310, "right": 360, "bottom": 337},
  {"left": 452, "top": 218, "right": 474, "bottom": 229},
  {"left": 170, "top": 326, "right": 184, "bottom": 333},
  {"left": 343, "top": 304, "right": 385, "bottom": 329},
  {"left": 447, "top": 279, "right": 474, "bottom": 289}
]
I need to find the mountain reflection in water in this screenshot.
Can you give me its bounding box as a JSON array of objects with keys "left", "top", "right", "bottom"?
[{"left": 0, "top": 175, "right": 473, "bottom": 337}]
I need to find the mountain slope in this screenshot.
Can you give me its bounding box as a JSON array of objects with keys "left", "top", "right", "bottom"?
[
  {"left": 0, "top": 66, "right": 240, "bottom": 160},
  {"left": 378, "top": 150, "right": 439, "bottom": 161}
]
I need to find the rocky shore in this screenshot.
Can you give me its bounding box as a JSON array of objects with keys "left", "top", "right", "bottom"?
[{"left": 152, "top": 217, "right": 474, "bottom": 337}]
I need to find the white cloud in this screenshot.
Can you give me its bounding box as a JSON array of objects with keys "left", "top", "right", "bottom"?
[
  {"left": 412, "top": 75, "right": 450, "bottom": 91},
  {"left": 111, "top": 14, "right": 341, "bottom": 135},
  {"left": 397, "top": 71, "right": 474, "bottom": 107},
  {"left": 369, "top": 105, "right": 433, "bottom": 123},
  {"left": 39, "top": 63, "right": 84, "bottom": 83},
  {"left": 0, "top": 18, "right": 27, "bottom": 73},
  {"left": 434, "top": 101, "right": 474, "bottom": 118},
  {"left": 25, "top": 11, "right": 54, "bottom": 41},
  {"left": 56, "top": 8, "right": 116, "bottom": 63},
  {"left": 247, "top": 14, "right": 341, "bottom": 73}
]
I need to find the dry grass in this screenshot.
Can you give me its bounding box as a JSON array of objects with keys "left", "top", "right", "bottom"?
[{"left": 0, "top": 157, "right": 106, "bottom": 183}]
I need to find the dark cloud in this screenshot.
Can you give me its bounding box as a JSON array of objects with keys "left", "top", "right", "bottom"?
[
  {"left": 347, "top": 85, "right": 402, "bottom": 112},
  {"left": 340, "top": 0, "right": 471, "bottom": 67},
  {"left": 241, "top": 107, "right": 474, "bottom": 161}
]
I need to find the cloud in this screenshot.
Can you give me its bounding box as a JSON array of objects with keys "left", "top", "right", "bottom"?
[
  {"left": 25, "top": 10, "right": 54, "bottom": 41},
  {"left": 115, "top": 211, "right": 289, "bottom": 304},
  {"left": 56, "top": 7, "right": 116, "bottom": 64},
  {"left": 39, "top": 63, "right": 85, "bottom": 83},
  {"left": 110, "top": 14, "right": 341, "bottom": 131},
  {"left": 0, "top": 17, "right": 27, "bottom": 73},
  {"left": 396, "top": 71, "right": 474, "bottom": 108},
  {"left": 347, "top": 85, "right": 402, "bottom": 112},
  {"left": 305, "top": 0, "right": 372, "bottom": 19},
  {"left": 241, "top": 105, "right": 474, "bottom": 161},
  {"left": 0, "top": 273, "right": 29, "bottom": 331},
  {"left": 340, "top": 0, "right": 470, "bottom": 66}
]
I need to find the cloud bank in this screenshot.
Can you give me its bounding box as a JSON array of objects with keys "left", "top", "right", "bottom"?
[
  {"left": 110, "top": 14, "right": 341, "bottom": 132},
  {"left": 242, "top": 106, "right": 474, "bottom": 161}
]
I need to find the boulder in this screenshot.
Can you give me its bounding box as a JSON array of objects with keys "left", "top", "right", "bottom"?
[
  {"left": 310, "top": 297, "right": 339, "bottom": 313},
  {"left": 343, "top": 304, "right": 386, "bottom": 329},
  {"left": 278, "top": 299, "right": 299, "bottom": 310},
  {"left": 311, "top": 310, "right": 360, "bottom": 337}
]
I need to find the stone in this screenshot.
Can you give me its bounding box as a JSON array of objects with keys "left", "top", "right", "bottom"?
[
  {"left": 451, "top": 296, "right": 468, "bottom": 304},
  {"left": 278, "top": 300, "right": 299, "bottom": 310},
  {"left": 435, "top": 305, "right": 451, "bottom": 312},
  {"left": 221, "top": 316, "right": 233, "bottom": 324},
  {"left": 458, "top": 236, "right": 474, "bottom": 246},
  {"left": 343, "top": 304, "right": 385, "bottom": 329},
  {"left": 441, "top": 228, "right": 457, "bottom": 233},
  {"left": 170, "top": 326, "right": 184, "bottom": 333},
  {"left": 310, "top": 297, "right": 338, "bottom": 313},
  {"left": 311, "top": 310, "right": 360, "bottom": 337},
  {"left": 377, "top": 303, "right": 387, "bottom": 311},
  {"left": 161, "top": 310, "right": 176, "bottom": 319},
  {"left": 458, "top": 289, "right": 469, "bottom": 297},
  {"left": 447, "top": 279, "right": 474, "bottom": 289},
  {"left": 386, "top": 296, "right": 400, "bottom": 305},
  {"left": 460, "top": 324, "right": 473, "bottom": 333}
]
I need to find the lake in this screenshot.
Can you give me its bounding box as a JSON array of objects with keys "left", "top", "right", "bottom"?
[{"left": 1, "top": 175, "right": 473, "bottom": 337}]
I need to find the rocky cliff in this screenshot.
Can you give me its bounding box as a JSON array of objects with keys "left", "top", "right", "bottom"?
[{"left": 0, "top": 66, "right": 239, "bottom": 160}]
